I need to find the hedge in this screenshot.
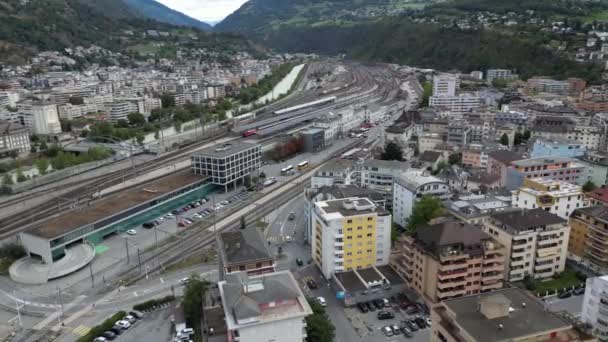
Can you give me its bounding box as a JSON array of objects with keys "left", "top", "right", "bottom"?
[
  {"left": 76, "top": 311, "right": 126, "bottom": 342},
  {"left": 133, "top": 295, "right": 175, "bottom": 311}
]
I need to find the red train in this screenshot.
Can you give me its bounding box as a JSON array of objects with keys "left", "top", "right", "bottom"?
[{"left": 242, "top": 129, "right": 257, "bottom": 137}]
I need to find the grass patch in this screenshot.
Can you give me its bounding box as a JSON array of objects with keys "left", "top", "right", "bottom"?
[
  {"left": 585, "top": 10, "right": 608, "bottom": 23},
  {"left": 163, "top": 250, "right": 216, "bottom": 274},
  {"left": 529, "top": 267, "right": 586, "bottom": 294},
  {"left": 0, "top": 258, "right": 12, "bottom": 274}
]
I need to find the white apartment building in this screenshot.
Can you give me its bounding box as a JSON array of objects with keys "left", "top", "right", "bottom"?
[
  {"left": 512, "top": 178, "right": 586, "bottom": 220},
  {"left": 0, "top": 121, "right": 31, "bottom": 154},
  {"left": 582, "top": 275, "right": 608, "bottom": 340},
  {"left": 433, "top": 74, "right": 460, "bottom": 96},
  {"left": 311, "top": 197, "right": 392, "bottom": 279},
  {"left": 17, "top": 102, "right": 62, "bottom": 135},
  {"left": 429, "top": 93, "right": 483, "bottom": 116},
  {"left": 109, "top": 98, "right": 145, "bottom": 123},
  {"left": 144, "top": 97, "right": 162, "bottom": 116},
  {"left": 483, "top": 208, "right": 569, "bottom": 282},
  {"left": 219, "top": 271, "right": 313, "bottom": 342},
  {"left": 392, "top": 170, "right": 450, "bottom": 228}
]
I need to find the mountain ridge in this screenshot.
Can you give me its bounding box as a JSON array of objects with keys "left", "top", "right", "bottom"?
[{"left": 122, "top": 0, "right": 213, "bottom": 31}]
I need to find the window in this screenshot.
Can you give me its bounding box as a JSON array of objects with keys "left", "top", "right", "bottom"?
[{"left": 347, "top": 219, "right": 353, "bottom": 224}]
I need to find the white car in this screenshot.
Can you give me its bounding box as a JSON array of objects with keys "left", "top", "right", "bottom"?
[
  {"left": 165, "top": 213, "right": 174, "bottom": 218},
  {"left": 126, "top": 229, "right": 137, "bottom": 236},
  {"left": 193, "top": 214, "right": 201, "bottom": 219},
  {"left": 179, "top": 277, "right": 190, "bottom": 284},
  {"left": 316, "top": 296, "right": 327, "bottom": 307},
  {"left": 115, "top": 320, "right": 131, "bottom": 329},
  {"left": 157, "top": 217, "right": 165, "bottom": 222}
]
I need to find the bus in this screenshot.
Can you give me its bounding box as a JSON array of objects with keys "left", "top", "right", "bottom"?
[
  {"left": 280, "top": 165, "right": 294, "bottom": 175},
  {"left": 297, "top": 161, "right": 309, "bottom": 170}
]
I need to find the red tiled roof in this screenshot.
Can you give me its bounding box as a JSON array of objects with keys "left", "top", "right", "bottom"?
[{"left": 587, "top": 187, "right": 608, "bottom": 204}]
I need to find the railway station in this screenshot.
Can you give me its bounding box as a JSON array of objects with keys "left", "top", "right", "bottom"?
[{"left": 11, "top": 171, "right": 215, "bottom": 284}]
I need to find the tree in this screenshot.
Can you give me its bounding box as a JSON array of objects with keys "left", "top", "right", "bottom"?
[
  {"left": 448, "top": 153, "right": 461, "bottom": 165},
  {"left": 39, "top": 141, "right": 48, "bottom": 151},
  {"left": 406, "top": 195, "right": 444, "bottom": 231},
  {"left": 240, "top": 215, "right": 246, "bottom": 230},
  {"left": 583, "top": 180, "right": 597, "bottom": 192},
  {"left": 381, "top": 142, "right": 403, "bottom": 161},
  {"left": 135, "top": 133, "right": 145, "bottom": 146},
  {"left": 160, "top": 93, "right": 175, "bottom": 108},
  {"left": 182, "top": 274, "right": 208, "bottom": 338},
  {"left": 522, "top": 129, "right": 531, "bottom": 141},
  {"left": 244, "top": 174, "right": 252, "bottom": 189},
  {"left": 514, "top": 132, "right": 523, "bottom": 145},
  {"left": 127, "top": 112, "right": 146, "bottom": 126},
  {"left": 500, "top": 133, "right": 509, "bottom": 146},
  {"left": 36, "top": 158, "right": 50, "bottom": 175},
  {"left": 305, "top": 298, "right": 335, "bottom": 342},
  {"left": 432, "top": 160, "right": 448, "bottom": 175},
  {"left": 8, "top": 150, "right": 18, "bottom": 159},
  {"left": 30, "top": 145, "right": 37, "bottom": 153},
  {"left": 174, "top": 120, "right": 182, "bottom": 133},
  {"left": 15, "top": 168, "right": 26, "bottom": 183},
  {"left": 2, "top": 173, "right": 13, "bottom": 185}
]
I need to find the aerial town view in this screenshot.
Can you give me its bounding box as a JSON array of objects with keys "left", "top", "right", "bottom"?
[{"left": 4, "top": 0, "right": 608, "bottom": 342}]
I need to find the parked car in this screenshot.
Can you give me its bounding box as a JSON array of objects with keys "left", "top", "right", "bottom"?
[
  {"left": 414, "top": 317, "right": 427, "bottom": 329},
  {"left": 391, "top": 324, "right": 401, "bottom": 335},
  {"left": 296, "top": 258, "right": 304, "bottom": 266},
  {"left": 115, "top": 320, "right": 131, "bottom": 329},
  {"left": 366, "top": 302, "right": 376, "bottom": 312},
  {"left": 317, "top": 297, "right": 327, "bottom": 307},
  {"left": 405, "top": 320, "right": 419, "bottom": 331},
  {"left": 179, "top": 277, "right": 190, "bottom": 284},
  {"left": 573, "top": 287, "right": 585, "bottom": 296},
  {"left": 126, "top": 229, "right": 137, "bottom": 236},
  {"left": 372, "top": 299, "right": 385, "bottom": 309},
  {"left": 179, "top": 328, "right": 194, "bottom": 336},
  {"left": 357, "top": 302, "right": 369, "bottom": 313},
  {"left": 142, "top": 222, "right": 154, "bottom": 228},
  {"left": 93, "top": 337, "right": 107, "bottom": 342},
  {"left": 377, "top": 311, "right": 394, "bottom": 320},
  {"left": 558, "top": 291, "right": 572, "bottom": 299},
  {"left": 381, "top": 326, "right": 393, "bottom": 337},
  {"left": 405, "top": 305, "right": 419, "bottom": 315},
  {"left": 102, "top": 331, "right": 116, "bottom": 340},
  {"left": 124, "top": 315, "right": 137, "bottom": 324},
  {"left": 129, "top": 310, "right": 144, "bottom": 319},
  {"left": 306, "top": 279, "right": 318, "bottom": 289},
  {"left": 110, "top": 327, "right": 123, "bottom": 335}
]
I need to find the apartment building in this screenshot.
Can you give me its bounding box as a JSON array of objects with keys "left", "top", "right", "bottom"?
[
  {"left": 433, "top": 74, "right": 460, "bottom": 96},
  {"left": 108, "top": 99, "right": 144, "bottom": 123},
  {"left": 485, "top": 69, "right": 518, "bottom": 84},
  {"left": 569, "top": 206, "right": 608, "bottom": 273},
  {"left": 17, "top": 101, "right": 61, "bottom": 135},
  {"left": 482, "top": 208, "right": 569, "bottom": 282},
  {"left": 391, "top": 221, "right": 505, "bottom": 304},
  {"left": 310, "top": 159, "right": 409, "bottom": 193},
  {"left": 0, "top": 121, "right": 31, "bottom": 154},
  {"left": 505, "top": 156, "right": 587, "bottom": 190},
  {"left": 512, "top": 178, "right": 586, "bottom": 219},
  {"left": 582, "top": 275, "right": 608, "bottom": 340},
  {"left": 446, "top": 122, "right": 472, "bottom": 145},
  {"left": 578, "top": 151, "right": 608, "bottom": 186},
  {"left": 587, "top": 187, "right": 608, "bottom": 206},
  {"left": 218, "top": 228, "right": 275, "bottom": 279},
  {"left": 530, "top": 137, "right": 585, "bottom": 159},
  {"left": 429, "top": 93, "right": 482, "bottom": 117},
  {"left": 191, "top": 143, "right": 261, "bottom": 192},
  {"left": 392, "top": 171, "right": 450, "bottom": 228},
  {"left": 311, "top": 198, "right": 391, "bottom": 279},
  {"left": 444, "top": 194, "right": 513, "bottom": 225},
  {"left": 219, "top": 271, "right": 313, "bottom": 342},
  {"left": 432, "top": 288, "right": 594, "bottom": 342},
  {"left": 486, "top": 150, "right": 522, "bottom": 185}
]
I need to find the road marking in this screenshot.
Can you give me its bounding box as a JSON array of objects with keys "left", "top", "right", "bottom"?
[
  {"left": 33, "top": 295, "right": 87, "bottom": 330},
  {"left": 133, "top": 291, "right": 138, "bottom": 297},
  {"left": 72, "top": 325, "right": 91, "bottom": 336}
]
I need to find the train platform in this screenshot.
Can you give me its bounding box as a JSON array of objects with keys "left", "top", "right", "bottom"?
[{"left": 10, "top": 243, "right": 95, "bottom": 284}]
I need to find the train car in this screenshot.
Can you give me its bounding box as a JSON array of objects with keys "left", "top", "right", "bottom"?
[
  {"left": 242, "top": 129, "right": 257, "bottom": 137},
  {"left": 273, "top": 96, "right": 337, "bottom": 116}
]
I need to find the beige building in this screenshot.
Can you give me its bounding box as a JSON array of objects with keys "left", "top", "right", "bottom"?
[
  {"left": 482, "top": 208, "right": 569, "bottom": 283},
  {"left": 390, "top": 220, "right": 505, "bottom": 304},
  {"left": 432, "top": 288, "right": 596, "bottom": 342}
]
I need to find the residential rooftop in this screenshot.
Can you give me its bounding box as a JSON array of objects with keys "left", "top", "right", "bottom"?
[
  {"left": 490, "top": 208, "right": 565, "bottom": 233},
  {"left": 334, "top": 266, "right": 404, "bottom": 293},
  {"left": 315, "top": 197, "right": 388, "bottom": 219},
  {"left": 218, "top": 228, "right": 273, "bottom": 267},
  {"left": 519, "top": 178, "right": 582, "bottom": 197},
  {"left": 511, "top": 156, "right": 579, "bottom": 167},
  {"left": 395, "top": 170, "right": 444, "bottom": 191},
  {"left": 306, "top": 184, "right": 385, "bottom": 202},
  {"left": 413, "top": 220, "right": 494, "bottom": 258},
  {"left": 439, "top": 288, "right": 576, "bottom": 342},
  {"left": 487, "top": 150, "right": 522, "bottom": 164},
  {"left": 573, "top": 205, "right": 608, "bottom": 222},
  {"left": 586, "top": 186, "right": 608, "bottom": 204}
]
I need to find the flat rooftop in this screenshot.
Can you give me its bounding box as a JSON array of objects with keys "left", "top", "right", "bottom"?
[
  {"left": 334, "top": 271, "right": 366, "bottom": 292},
  {"left": 334, "top": 266, "right": 404, "bottom": 293},
  {"left": 27, "top": 172, "right": 204, "bottom": 240},
  {"left": 441, "top": 288, "right": 572, "bottom": 342},
  {"left": 316, "top": 198, "right": 387, "bottom": 219},
  {"left": 194, "top": 142, "right": 259, "bottom": 159}
]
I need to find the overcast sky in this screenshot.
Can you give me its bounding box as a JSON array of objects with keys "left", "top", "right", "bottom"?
[{"left": 156, "top": 0, "right": 248, "bottom": 23}]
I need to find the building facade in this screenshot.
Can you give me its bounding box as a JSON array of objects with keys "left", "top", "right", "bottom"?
[
  {"left": 482, "top": 208, "right": 569, "bottom": 282},
  {"left": 392, "top": 171, "right": 450, "bottom": 228},
  {"left": 569, "top": 206, "right": 608, "bottom": 273},
  {"left": 391, "top": 221, "right": 505, "bottom": 304},
  {"left": 530, "top": 138, "right": 585, "bottom": 159},
  {"left": 578, "top": 151, "right": 608, "bottom": 186},
  {"left": 0, "top": 121, "right": 31, "bottom": 154},
  {"left": 512, "top": 178, "right": 586, "bottom": 219},
  {"left": 311, "top": 198, "right": 391, "bottom": 279},
  {"left": 582, "top": 275, "right": 608, "bottom": 340},
  {"left": 505, "top": 157, "right": 587, "bottom": 190},
  {"left": 191, "top": 143, "right": 261, "bottom": 192}
]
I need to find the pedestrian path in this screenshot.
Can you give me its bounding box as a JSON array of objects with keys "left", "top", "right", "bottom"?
[
  {"left": 71, "top": 325, "right": 91, "bottom": 337},
  {"left": 33, "top": 295, "right": 87, "bottom": 330}
]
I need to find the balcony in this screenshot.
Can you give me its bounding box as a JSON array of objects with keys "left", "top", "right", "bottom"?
[
  {"left": 483, "top": 263, "right": 504, "bottom": 273},
  {"left": 438, "top": 269, "right": 468, "bottom": 281},
  {"left": 439, "top": 251, "right": 466, "bottom": 262},
  {"left": 481, "top": 281, "right": 503, "bottom": 291},
  {"left": 587, "top": 233, "right": 608, "bottom": 246},
  {"left": 437, "top": 277, "right": 467, "bottom": 289},
  {"left": 510, "top": 258, "right": 526, "bottom": 267},
  {"left": 334, "top": 241, "right": 344, "bottom": 247},
  {"left": 440, "top": 261, "right": 468, "bottom": 272},
  {"left": 537, "top": 238, "right": 560, "bottom": 247},
  {"left": 536, "top": 246, "right": 559, "bottom": 258},
  {"left": 534, "top": 263, "right": 555, "bottom": 272},
  {"left": 437, "top": 287, "right": 466, "bottom": 299},
  {"left": 483, "top": 254, "right": 503, "bottom": 264},
  {"left": 512, "top": 238, "right": 527, "bottom": 246},
  {"left": 482, "top": 272, "right": 503, "bottom": 282}
]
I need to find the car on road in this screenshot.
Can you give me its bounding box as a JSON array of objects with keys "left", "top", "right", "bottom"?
[
  {"left": 126, "top": 229, "right": 137, "bottom": 235},
  {"left": 558, "top": 291, "right": 572, "bottom": 299},
  {"left": 306, "top": 279, "right": 318, "bottom": 289},
  {"left": 179, "top": 277, "right": 190, "bottom": 284},
  {"left": 573, "top": 287, "right": 585, "bottom": 296},
  {"left": 377, "top": 311, "right": 394, "bottom": 320},
  {"left": 296, "top": 258, "right": 304, "bottom": 266},
  {"left": 288, "top": 212, "right": 296, "bottom": 220},
  {"left": 93, "top": 337, "right": 107, "bottom": 342},
  {"left": 285, "top": 235, "right": 293, "bottom": 242},
  {"left": 381, "top": 326, "right": 393, "bottom": 337},
  {"left": 317, "top": 297, "right": 327, "bottom": 307},
  {"left": 102, "top": 331, "right": 116, "bottom": 340},
  {"left": 357, "top": 302, "right": 369, "bottom": 313}
]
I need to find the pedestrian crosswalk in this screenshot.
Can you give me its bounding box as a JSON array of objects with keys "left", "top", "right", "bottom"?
[{"left": 72, "top": 325, "right": 91, "bottom": 336}]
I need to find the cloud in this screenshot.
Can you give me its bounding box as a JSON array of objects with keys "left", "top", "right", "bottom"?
[{"left": 156, "top": 0, "right": 248, "bottom": 23}]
